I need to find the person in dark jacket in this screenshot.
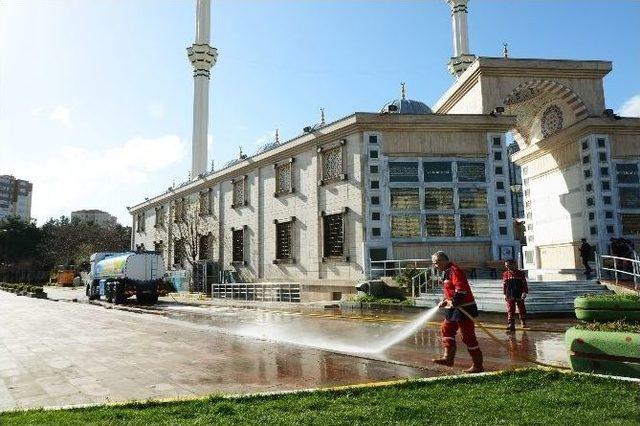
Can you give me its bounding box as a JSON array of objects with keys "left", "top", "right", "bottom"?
[
  {"left": 579, "top": 238, "right": 594, "bottom": 278},
  {"left": 431, "top": 251, "right": 483, "bottom": 373},
  {"left": 502, "top": 260, "right": 528, "bottom": 331}
]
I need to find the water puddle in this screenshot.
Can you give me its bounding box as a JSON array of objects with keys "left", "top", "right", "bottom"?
[{"left": 232, "top": 306, "right": 441, "bottom": 355}]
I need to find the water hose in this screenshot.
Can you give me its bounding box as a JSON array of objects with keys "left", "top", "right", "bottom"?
[{"left": 455, "top": 305, "right": 570, "bottom": 370}]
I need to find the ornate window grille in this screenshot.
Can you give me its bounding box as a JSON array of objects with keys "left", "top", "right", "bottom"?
[
  {"left": 460, "top": 214, "right": 490, "bottom": 237},
  {"left": 274, "top": 218, "right": 296, "bottom": 263},
  {"left": 391, "top": 215, "right": 420, "bottom": 238},
  {"left": 174, "top": 198, "right": 186, "bottom": 223},
  {"left": 275, "top": 159, "right": 294, "bottom": 196},
  {"left": 323, "top": 146, "right": 342, "bottom": 181},
  {"left": 173, "top": 239, "right": 184, "bottom": 267},
  {"left": 199, "top": 234, "right": 209, "bottom": 260},
  {"left": 137, "top": 213, "right": 145, "bottom": 232},
  {"left": 318, "top": 140, "right": 347, "bottom": 185},
  {"left": 199, "top": 191, "right": 210, "bottom": 215},
  {"left": 155, "top": 206, "right": 165, "bottom": 227},
  {"left": 154, "top": 240, "right": 164, "bottom": 257},
  {"left": 232, "top": 177, "right": 247, "bottom": 208},
  {"left": 322, "top": 210, "right": 348, "bottom": 260},
  {"left": 232, "top": 228, "right": 245, "bottom": 263}
]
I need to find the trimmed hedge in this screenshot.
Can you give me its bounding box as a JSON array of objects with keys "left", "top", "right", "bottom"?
[
  {"left": 575, "top": 320, "right": 640, "bottom": 334},
  {"left": 0, "top": 282, "right": 45, "bottom": 295},
  {"left": 566, "top": 326, "right": 640, "bottom": 359},
  {"left": 574, "top": 294, "right": 640, "bottom": 322},
  {"left": 566, "top": 326, "right": 640, "bottom": 378}
]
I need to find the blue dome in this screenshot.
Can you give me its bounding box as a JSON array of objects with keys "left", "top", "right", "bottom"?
[{"left": 380, "top": 98, "right": 433, "bottom": 114}]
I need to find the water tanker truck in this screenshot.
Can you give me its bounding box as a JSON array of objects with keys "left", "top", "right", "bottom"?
[{"left": 85, "top": 252, "right": 166, "bottom": 304}]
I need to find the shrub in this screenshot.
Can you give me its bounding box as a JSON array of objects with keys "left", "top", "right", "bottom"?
[
  {"left": 354, "top": 295, "right": 415, "bottom": 306},
  {"left": 575, "top": 320, "right": 640, "bottom": 334},
  {"left": 0, "top": 282, "right": 44, "bottom": 294},
  {"left": 580, "top": 293, "right": 640, "bottom": 303},
  {"left": 395, "top": 267, "right": 419, "bottom": 291}
]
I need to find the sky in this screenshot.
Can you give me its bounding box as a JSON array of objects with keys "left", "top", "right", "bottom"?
[{"left": 1, "top": 1, "right": 639, "bottom": 226}]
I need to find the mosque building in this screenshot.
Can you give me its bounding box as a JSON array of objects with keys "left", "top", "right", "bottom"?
[{"left": 129, "top": 0, "right": 640, "bottom": 300}]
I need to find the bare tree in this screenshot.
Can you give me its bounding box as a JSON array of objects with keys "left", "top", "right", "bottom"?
[{"left": 173, "top": 198, "right": 217, "bottom": 269}]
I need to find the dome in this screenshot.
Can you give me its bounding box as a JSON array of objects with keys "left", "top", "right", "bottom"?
[
  {"left": 255, "top": 141, "right": 280, "bottom": 155},
  {"left": 380, "top": 98, "right": 433, "bottom": 115},
  {"left": 380, "top": 83, "right": 433, "bottom": 115},
  {"left": 223, "top": 158, "right": 243, "bottom": 169}
]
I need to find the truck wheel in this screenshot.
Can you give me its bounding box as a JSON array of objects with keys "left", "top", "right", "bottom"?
[
  {"left": 148, "top": 292, "right": 158, "bottom": 304},
  {"left": 113, "top": 282, "right": 125, "bottom": 304},
  {"left": 87, "top": 285, "right": 96, "bottom": 300},
  {"left": 136, "top": 291, "right": 148, "bottom": 304},
  {"left": 106, "top": 284, "right": 114, "bottom": 303}
]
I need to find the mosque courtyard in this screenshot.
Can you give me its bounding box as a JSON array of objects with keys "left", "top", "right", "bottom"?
[{"left": 0, "top": 289, "right": 572, "bottom": 411}]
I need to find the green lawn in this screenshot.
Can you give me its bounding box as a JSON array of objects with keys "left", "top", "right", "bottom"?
[{"left": 2, "top": 370, "right": 639, "bottom": 425}]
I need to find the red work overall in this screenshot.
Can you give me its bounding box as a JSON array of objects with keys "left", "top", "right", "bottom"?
[
  {"left": 502, "top": 269, "right": 528, "bottom": 324},
  {"left": 440, "top": 263, "right": 479, "bottom": 350}
]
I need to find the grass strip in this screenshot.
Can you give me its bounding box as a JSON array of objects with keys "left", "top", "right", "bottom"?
[{"left": 2, "top": 369, "right": 640, "bottom": 425}]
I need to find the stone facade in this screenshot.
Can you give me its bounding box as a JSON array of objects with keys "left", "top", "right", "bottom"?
[
  {"left": 130, "top": 113, "right": 516, "bottom": 300},
  {"left": 432, "top": 57, "right": 640, "bottom": 279}
]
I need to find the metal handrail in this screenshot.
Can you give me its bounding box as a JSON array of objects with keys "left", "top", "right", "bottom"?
[
  {"left": 211, "top": 282, "right": 301, "bottom": 302},
  {"left": 598, "top": 254, "right": 639, "bottom": 293},
  {"left": 410, "top": 267, "right": 442, "bottom": 298},
  {"left": 369, "top": 258, "right": 433, "bottom": 279}
]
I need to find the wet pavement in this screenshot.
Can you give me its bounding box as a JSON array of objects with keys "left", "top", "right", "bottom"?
[{"left": 0, "top": 289, "right": 573, "bottom": 411}]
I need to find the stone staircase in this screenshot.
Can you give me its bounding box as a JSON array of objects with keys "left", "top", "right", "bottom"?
[{"left": 414, "top": 279, "right": 611, "bottom": 314}]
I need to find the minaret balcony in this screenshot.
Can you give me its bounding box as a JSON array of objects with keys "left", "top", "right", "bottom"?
[{"left": 187, "top": 44, "right": 218, "bottom": 74}]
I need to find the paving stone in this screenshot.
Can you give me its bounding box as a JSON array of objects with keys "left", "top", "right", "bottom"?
[{"left": 0, "top": 291, "right": 571, "bottom": 411}]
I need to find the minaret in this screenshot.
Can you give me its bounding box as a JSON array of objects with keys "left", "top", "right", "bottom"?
[
  {"left": 187, "top": 0, "right": 218, "bottom": 178},
  {"left": 445, "top": 0, "right": 476, "bottom": 78}
]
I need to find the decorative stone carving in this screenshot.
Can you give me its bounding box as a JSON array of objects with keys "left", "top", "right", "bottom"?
[
  {"left": 504, "top": 87, "right": 542, "bottom": 105},
  {"left": 323, "top": 146, "right": 342, "bottom": 180},
  {"left": 187, "top": 44, "right": 218, "bottom": 77},
  {"left": 233, "top": 180, "right": 244, "bottom": 206},
  {"left": 541, "top": 104, "right": 564, "bottom": 137},
  {"left": 276, "top": 163, "right": 292, "bottom": 194}
]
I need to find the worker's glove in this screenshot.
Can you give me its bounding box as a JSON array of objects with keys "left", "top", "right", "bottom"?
[
  {"left": 521, "top": 293, "right": 527, "bottom": 300},
  {"left": 438, "top": 299, "right": 449, "bottom": 308}
]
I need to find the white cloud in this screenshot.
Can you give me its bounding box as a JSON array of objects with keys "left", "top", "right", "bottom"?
[
  {"left": 619, "top": 94, "right": 640, "bottom": 117},
  {"left": 148, "top": 102, "right": 166, "bottom": 119},
  {"left": 25, "top": 135, "right": 185, "bottom": 224},
  {"left": 48, "top": 105, "right": 74, "bottom": 128}
]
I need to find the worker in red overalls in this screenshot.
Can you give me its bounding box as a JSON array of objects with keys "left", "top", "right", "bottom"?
[
  {"left": 503, "top": 259, "right": 528, "bottom": 331},
  {"left": 431, "top": 251, "right": 483, "bottom": 373}
]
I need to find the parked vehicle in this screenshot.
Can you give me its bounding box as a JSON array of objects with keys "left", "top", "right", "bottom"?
[{"left": 85, "top": 252, "right": 166, "bottom": 304}]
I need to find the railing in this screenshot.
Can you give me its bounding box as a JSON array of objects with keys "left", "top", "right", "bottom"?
[
  {"left": 369, "top": 258, "right": 433, "bottom": 279},
  {"left": 597, "top": 254, "right": 640, "bottom": 293},
  {"left": 409, "top": 267, "right": 442, "bottom": 298},
  {"left": 211, "top": 282, "right": 301, "bottom": 303}
]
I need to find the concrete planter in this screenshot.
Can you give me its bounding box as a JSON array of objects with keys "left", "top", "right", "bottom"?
[
  {"left": 574, "top": 296, "right": 640, "bottom": 322},
  {"left": 565, "top": 327, "right": 640, "bottom": 378}
]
